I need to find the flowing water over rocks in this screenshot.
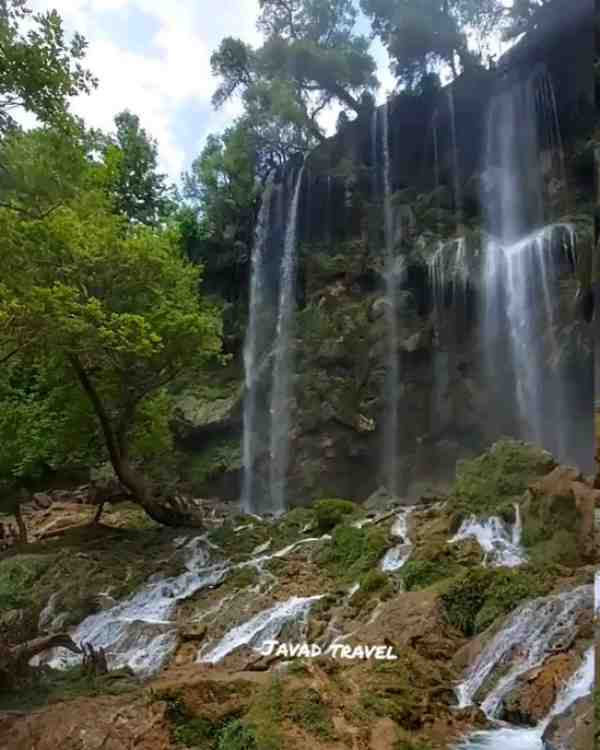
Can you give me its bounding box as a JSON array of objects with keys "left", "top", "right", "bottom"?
[
  {"left": 381, "top": 507, "right": 414, "bottom": 572},
  {"left": 456, "top": 585, "right": 592, "bottom": 715},
  {"left": 450, "top": 504, "right": 525, "bottom": 568},
  {"left": 199, "top": 595, "right": 323, "bottom": 664},
  {"left": 41, "top": 538, "right": 227, "bottom": 677}
]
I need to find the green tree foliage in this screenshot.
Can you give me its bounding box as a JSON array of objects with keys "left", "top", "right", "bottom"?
[
  {"left": 182, "top": 122, "right": 258, "bottom": 278},
  {"left": 102, "top": 111, "right": 173, "bottom": 226},
  {"left": 0, "top": 0, "right": 95, "bottom": 133},
  {"left": 361, "top": 0, "right": 505, "bottom": 87},
  {"left": 0, "top": 129, "right": 223, "bottom": 526},
  {"left": 211, "top": 0, "right": 378, "bottom": 159}
]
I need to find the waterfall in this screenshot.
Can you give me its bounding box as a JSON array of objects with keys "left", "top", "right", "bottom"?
[
  {"left": 268, "top": 166, "right": 304, "bottom": 515},
  {"left": 242, "top": 175, "right": 275, "bottom": 513},
  {"left": 481, "top": 67, "right": 587, "bottom": 467},
  {"left": 447, "top": 88, "right": 463, "bottom": 227},
  {"left": 381, "top": 102, "right": 401, "bottom": 497},
  {"left": 484, "top": 224, "right": 576, "bottom": 461}
]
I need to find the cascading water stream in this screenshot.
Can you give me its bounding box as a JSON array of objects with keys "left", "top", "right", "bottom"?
[
  {"left": 449, "top": 503, "right": 525, "bottom": 568},
  {"left": 380, "top": 102, "right": 401, "bottom": 497},
  {"left": 242, "top": 175, "right": 275, "bottom": 514},
  {"left": 268, "top": 166, "right": 305, "bottom": 515},
  {"left": 381, "top": 507, "right": 414, "bottom": 572}
]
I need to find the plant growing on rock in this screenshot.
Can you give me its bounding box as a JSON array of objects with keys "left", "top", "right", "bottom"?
[{"left": 313, "top": 498, "right": 358, "bottom": 532}]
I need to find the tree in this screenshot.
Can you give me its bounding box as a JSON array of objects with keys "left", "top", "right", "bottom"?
[
  {"left": 503, "top": 0, "right": 589, "bottom": 42},
  {"left": 0, "top": 131, "right": 223, "bottom": 527},
  {"left": 0, "top": 0, "right": 95, "bottom": 133},
  {"left": 102, "top": 111, "right": 173, "bottom": 226},
  {"left": 361, "top": 0, "right": 504, "bottom": 87},
  {"left": 211, "top": 0, "right": 378, "bottom": 158}
]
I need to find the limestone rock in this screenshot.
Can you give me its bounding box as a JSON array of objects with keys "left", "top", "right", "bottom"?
[
  {"left": 542, "top": 695, "right": 594, "bottom": 750},
  {"left": 500, "top": 652, "right": 581, "bottom": 726},
  {"left": 0, "top": 696, "right": 171, "bottom": 750}
]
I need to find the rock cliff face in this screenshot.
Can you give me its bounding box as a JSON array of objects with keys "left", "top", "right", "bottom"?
[{"left": 177, "top": 6, "right": 596, "bottom": 508}]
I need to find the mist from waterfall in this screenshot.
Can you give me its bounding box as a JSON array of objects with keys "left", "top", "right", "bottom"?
[
  {"left": 481, "top": 69, "right": 586, "bottom": 466},
  {"left": 268, "top": 166, "right": 305, "bottom": 515}
]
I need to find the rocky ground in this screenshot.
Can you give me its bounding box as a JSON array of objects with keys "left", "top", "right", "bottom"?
[{"left": 0, "top": 440, "right": 597, "bottom": 750}]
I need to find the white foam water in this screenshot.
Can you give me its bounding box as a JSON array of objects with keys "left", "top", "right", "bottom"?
[
  {"left": 199, "top": 595, "right": 323, "bottom": 664},
  {"left": 450, "top": 504, "right": 525, "bottom": 568},
  {"left": 381, "top": 508, "right": 413, "bottom": 572}
]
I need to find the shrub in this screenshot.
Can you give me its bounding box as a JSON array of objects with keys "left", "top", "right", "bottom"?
[
  {"left": 441, "top": 567, "right": 553, "bottom": 636},
  {"left": 313, "top": 499, "right": 358, "bottom": 533}
]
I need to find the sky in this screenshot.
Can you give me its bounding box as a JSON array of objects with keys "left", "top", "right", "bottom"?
[{"left": 28, "top": 0, "right": 396, "bottom": 184}]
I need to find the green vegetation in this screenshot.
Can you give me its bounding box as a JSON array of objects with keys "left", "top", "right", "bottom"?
[
  {"left": 284, "top": 687, "right": 335, "bottom": 739},
  {"left": 0, "top": 0, "right": 95, "bottom": 134},
  {"left": 521, "top": 490, "right": 582, "bottom": 567},
  {"left": 0, "top": 665, "right": 138, "bottom": 711},
  {"left": 361, "top": 0, "right": 504, "bottom": 87},
  {"left": 211, "top": 0, "right": 377, "bottom": 161},
  {"left": 360, "top": 648, "right": 455, "bottom": 731},
  {"left": 313, "top": 498, "right": 359, "bottom": 533},
  {"left": 452, "top": 440, "right": 555, "bottom": 517},
  {"left": 184, "top": 439, "right": 242, "bottom": 492},
  {"left": 217, "top": 720, "right": 258, "bottom": 750},
  {"left": 319, "top": 523, "right": 389, "bottom": 581},
  {"left": 400, "top": 559, "right": 458, "bottom": 592},
  {"left": 0, "top": 526, "right": 181, "bottom": 629},
  {"left": 441, "top": 567, "right": 554, "bottom": 636},
  {"left": 350, "top": 569, "right": 392, "bottom": 610}
]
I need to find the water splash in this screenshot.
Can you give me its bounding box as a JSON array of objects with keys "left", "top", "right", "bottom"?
[
  {"left": 242, "top": 175, "right": 275, "bottom": 514},
  {"left": 450, "top": 504, "right": 525, "bottom": 568},
  {"left": 269, "top": 166, "right": 305, "bottom": 515},
  {"left": 199, "top": 595, "right": 322, "bottom": 664}
]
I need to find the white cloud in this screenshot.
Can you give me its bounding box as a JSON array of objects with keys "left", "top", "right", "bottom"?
[
  {"left": 27, "top": 1, "right": 392, "bottom": 179},
  {"left": 28, "top": 0, "right": 261, "bottom": 181}
]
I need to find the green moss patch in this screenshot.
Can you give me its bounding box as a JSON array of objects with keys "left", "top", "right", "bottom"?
[
  {"left": 452, "top": 440, "right": 555, "bottom": 517},
  {"left": 313, "top": 498, "right": 359, "bottom": 533},
  {"left": 319, "top": 524, "right": 389, "bottom": 582},
  {"left": 441, "top": 567, "right": 554, "bottom": 636}
]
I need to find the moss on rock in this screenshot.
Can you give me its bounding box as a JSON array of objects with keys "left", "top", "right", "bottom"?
[
  {"left": 440, "top": 567, "right": 554, "bottom": 636},
  {"left": 452, "top": 440, "right": 555, "bottom": 517},
  {"left": 313, "top": 498, "right": 359, "bottom": 533}
]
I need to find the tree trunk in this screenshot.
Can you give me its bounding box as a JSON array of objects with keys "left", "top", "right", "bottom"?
[
  {"left": 0, "top": 634, "right": 81, "bottom": 688},
  {"left": 69, "top": 354, "right": 204, "bottom": 529},
  {"left": 14, "top": 504, "right": 27, "bottom": 544}
]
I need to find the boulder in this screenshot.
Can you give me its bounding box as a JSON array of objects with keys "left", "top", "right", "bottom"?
[{"left": 500, "top": 652, "right": 581, "bottom": 726}]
